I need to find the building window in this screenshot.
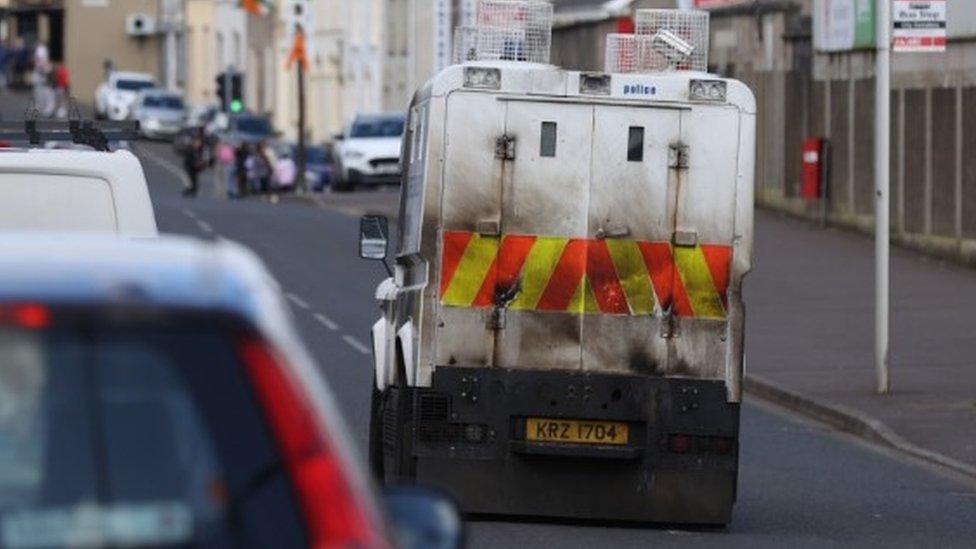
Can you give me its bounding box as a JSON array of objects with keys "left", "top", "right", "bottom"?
[
  {"left": 540, "top": 121, "right": 557, "bottom": 157},
  {"left": 627, "top": 126, "right": 644, "bottom": 162}
]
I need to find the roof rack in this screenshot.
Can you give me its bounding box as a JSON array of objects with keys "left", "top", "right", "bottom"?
[{"left": 0, "top": 101, "right": 140, "bottom": 152}]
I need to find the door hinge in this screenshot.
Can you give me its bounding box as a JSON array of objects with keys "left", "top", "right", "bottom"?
[
  {"left": 495, "top": 135, "right": 516, "bottom": 160},
  {"left": 668, "top": 143, "right": 689, "bottom": 169}
]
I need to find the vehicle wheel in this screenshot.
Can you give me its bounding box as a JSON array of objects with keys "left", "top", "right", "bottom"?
[
  {"left": 368, "top": 379, "right": 386, "bottom": 482},
  {"left": 333, "top": 171, "right": 353, "bottom": 193}
]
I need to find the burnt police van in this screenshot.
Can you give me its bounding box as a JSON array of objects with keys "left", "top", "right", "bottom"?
[{"left": 360, "top": 2, "right": 756, "bottom": 525}]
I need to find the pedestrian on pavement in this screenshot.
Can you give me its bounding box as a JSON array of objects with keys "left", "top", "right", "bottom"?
[
  {"left": 53, "top": 63, "right": 70, "bottom": 119},
  {"left": 234, "top": 143, "right": 249, "bottom": 197},
  {"left": 245, "top": 141, "right": 272, "bottom": 194},
  {"left": 0, "top": 40, "right": 11, "bottom": 90},
  {"left": 182, "top": 128, "right": 207, "bottom": 197},
  {"left": 31, "top": 41, "right": 55, "bottom": 117},
  {"left": 272, "top": 148, "right": 297, "bottom": 191},
  {"left": 216, "top": 140, "right": 238, "bottom": 198}
]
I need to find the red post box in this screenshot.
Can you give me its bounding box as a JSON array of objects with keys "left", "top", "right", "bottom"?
[{"left": 800, "top": 137, "right": 825, "bottom": 200}]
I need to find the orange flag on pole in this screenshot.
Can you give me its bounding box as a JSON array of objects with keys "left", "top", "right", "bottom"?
[
  {"left": 286, "top": 26, "right": 309, "bottom": 70},
  {"left": 240, "top": 0, "right": 261, "bottom": 14}
]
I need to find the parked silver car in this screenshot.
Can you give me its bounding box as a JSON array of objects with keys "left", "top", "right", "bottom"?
[{"left": 131, "top": 89, "right": 187, "bottom": 140}]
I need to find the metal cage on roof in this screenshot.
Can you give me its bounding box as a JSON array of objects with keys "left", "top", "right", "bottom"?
[
  {"left": 454, "top": 26, "right": 480, "bottom": 64},
  {"left": 634, "top": 9, "right": 709, "bottom": 72},
  {"left": 458, "top": 0, "right": 552, "bottom": 64},
  {"left": 604, "top": 33, "right": 670, "bottom": 74}
]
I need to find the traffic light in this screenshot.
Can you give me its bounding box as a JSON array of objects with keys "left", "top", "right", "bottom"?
[
  {"left": 215, "top": 73, "right": 228, "bottom": 111},
  {"left": 215, "top": 71, "right": 245, "bottom": 113},
  {"left": 230, "top": 73, "right": 244, "bottom": 113}
]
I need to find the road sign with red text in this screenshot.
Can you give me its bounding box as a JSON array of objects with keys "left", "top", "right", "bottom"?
[{"left": 893, "top": 0, "right": 947, "bottom": 52}]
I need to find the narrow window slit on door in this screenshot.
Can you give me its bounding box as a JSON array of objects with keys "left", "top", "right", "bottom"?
[
  {"left": 628, "top": 126, "right": 644, "bottom": 162},
  {"left": 540, "top": 121, "right": 557, "bottom": 157}
]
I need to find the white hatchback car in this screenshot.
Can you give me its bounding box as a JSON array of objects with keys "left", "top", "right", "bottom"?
[
  {"left": 334, "top": 113, "right": 405, "bottom": 192},
  {"left": 0, "top": 148, "right": 157, "bottom": 236},
  {"left": 94, "top": 71, "right": 157, "bottom": 121}
]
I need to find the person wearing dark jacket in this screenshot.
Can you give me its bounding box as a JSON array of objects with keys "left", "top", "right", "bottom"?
[{"left": 182, "top": 129, "right": 206, "bottom": 197}]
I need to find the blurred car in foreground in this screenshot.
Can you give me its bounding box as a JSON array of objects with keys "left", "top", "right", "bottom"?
[
  {"left": 0, "top": 145, "right": 156, "bottom": 236},
  {"left": 132, "top": 89, "right": 187, "bottom": 140},
  {"left": 334, "top": 113, "right": 404, "bottom": 192},
  {"left": 94, "top": 72, "right": 157, "bottom": 121},
  {"left": 0, "top": 235, "right": 462, "bottom": 549}
]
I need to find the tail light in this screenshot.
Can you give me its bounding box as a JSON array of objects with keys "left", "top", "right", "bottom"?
[
  {"left": 668, "top": 434, "right": 691, "bottom": 454},
  {"left": 238, "top": 337, "right": 387, "bottom": 549},
  {"left": 0, "top": 303, "right": 52, "bottom": 329}
]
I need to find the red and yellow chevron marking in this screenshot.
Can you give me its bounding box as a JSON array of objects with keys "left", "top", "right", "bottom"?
[{"left": 439, "top": 231, "right": 732, "bottom": 319}]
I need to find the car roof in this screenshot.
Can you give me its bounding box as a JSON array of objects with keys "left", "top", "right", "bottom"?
[
  {"left": 0, "top": 149, "right": 157, "bottom": 236},
  {"left": 352, "top": 112, "right": 405, "bottom": 122},
  {"left": 112, "top": 71, "right": 155, "bottom": 81},
  {"left": 0, "top": 234, "right": 286, "bottom": 329},
  {"left": 138, "top": 88, "right": 182, "bottom": 98}
]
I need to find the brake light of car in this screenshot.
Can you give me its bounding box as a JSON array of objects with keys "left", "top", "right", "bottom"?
[
  {"left": 238, "top": 337, "right": 387, "bottom": 549},
  {"left": 0, "top": 303, "right": 51, "bottom": 329}
]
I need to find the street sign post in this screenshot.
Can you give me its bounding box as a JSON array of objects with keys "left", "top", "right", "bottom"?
[
  {"left": 875, "top": 0, "right": 891, "bottom": 394},
  {"left": 285, "top": 0, "right": 311, "bottom": 195},
  {"left": 892, "top": 0, "right": 947, "bottom": 52}
]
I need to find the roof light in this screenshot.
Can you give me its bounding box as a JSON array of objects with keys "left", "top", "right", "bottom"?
[
  {"left": 0, "top": 303, "right": 51, "bottom": 329},
  {"left": 238, "top": 337, "right": 388, "bottom": 549},
  {"left": 689, "top": 79, "right": 727, "bottom": 103},
  {"left": 580, "top": 73, "right": 611, "bottom": 96},
  {"left": 464, "top": 67, "right": 502, "bottom": 90}
]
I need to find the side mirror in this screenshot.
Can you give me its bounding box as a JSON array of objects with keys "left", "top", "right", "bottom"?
[
  {"left": 333, "top": 133, "right": 346, "bottom": 142},
  {"left": 359, "top": 215, "right": 389, "bottom": 261},
  {"left": 383, "top": 486, "right": 464, "bottom": 549}
]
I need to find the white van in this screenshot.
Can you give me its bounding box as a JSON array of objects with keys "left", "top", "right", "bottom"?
[{"left": 0, "top": 148, "right": 158, "bottom": 237}]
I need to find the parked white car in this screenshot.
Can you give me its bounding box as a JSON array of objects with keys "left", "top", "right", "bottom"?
[
  {"left": 94, "top": 71, "right": 157, "bottom": 121},
  {"left": 334, "top": 113, "right": 405, "bottom": 192},
  {"left": 0, "top": 148, "right": 158, "bottom": 236}
]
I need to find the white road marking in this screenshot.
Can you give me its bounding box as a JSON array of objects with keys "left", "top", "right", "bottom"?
[
  {"left": 313, "top": 312, "right": 339, "bottom": 331},
  {"left": 342, "top": 334, "right": 371, "bottom": 355},
  {"left": 144, "top": 148, "right": 371, "bottom": 357},
  {"left": 285, "top": 292, "right": 311, "bottom": 310},
  {"left": 141, "top": 150, "right": 190, "bottom": 188},
  {"left": 196, "top": 220, "right": 214, "bottom": 234}
]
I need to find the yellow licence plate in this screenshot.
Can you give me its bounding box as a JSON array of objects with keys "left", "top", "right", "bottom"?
[{"left": 525, "top": 418, "right": 629, "bottom": 445}]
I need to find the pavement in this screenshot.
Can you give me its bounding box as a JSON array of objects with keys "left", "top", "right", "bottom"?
[
  {"left": 3, "top": 92, "right": 976, "bottom": 546},
  {"left": 746, "top": 210, "right": 976, "bottom": 475}
]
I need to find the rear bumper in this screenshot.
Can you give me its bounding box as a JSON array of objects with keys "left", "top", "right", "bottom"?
[{"left": 406, "top": 366, "right": 739, "bottom": 524}]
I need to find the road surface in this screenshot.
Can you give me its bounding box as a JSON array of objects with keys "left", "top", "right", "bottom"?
[{"left": 131, "top": 141, "right": 976, "bottom": 548}]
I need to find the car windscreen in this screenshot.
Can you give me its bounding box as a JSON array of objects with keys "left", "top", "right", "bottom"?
[
  {"left": 143, "top": 96, "right": 184, "bottom": 110},
  {"left": 116, "top": 80, "right": 155, "bottom": 92},
  {"left": 349, "top": 117, "right": 405, "bottom": 138},
  {"left": 0, "top": 315, "right": 306, "bottom": 548},
  {"left": 234, "top": 117, "right": 272, "bottom": 136}
]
